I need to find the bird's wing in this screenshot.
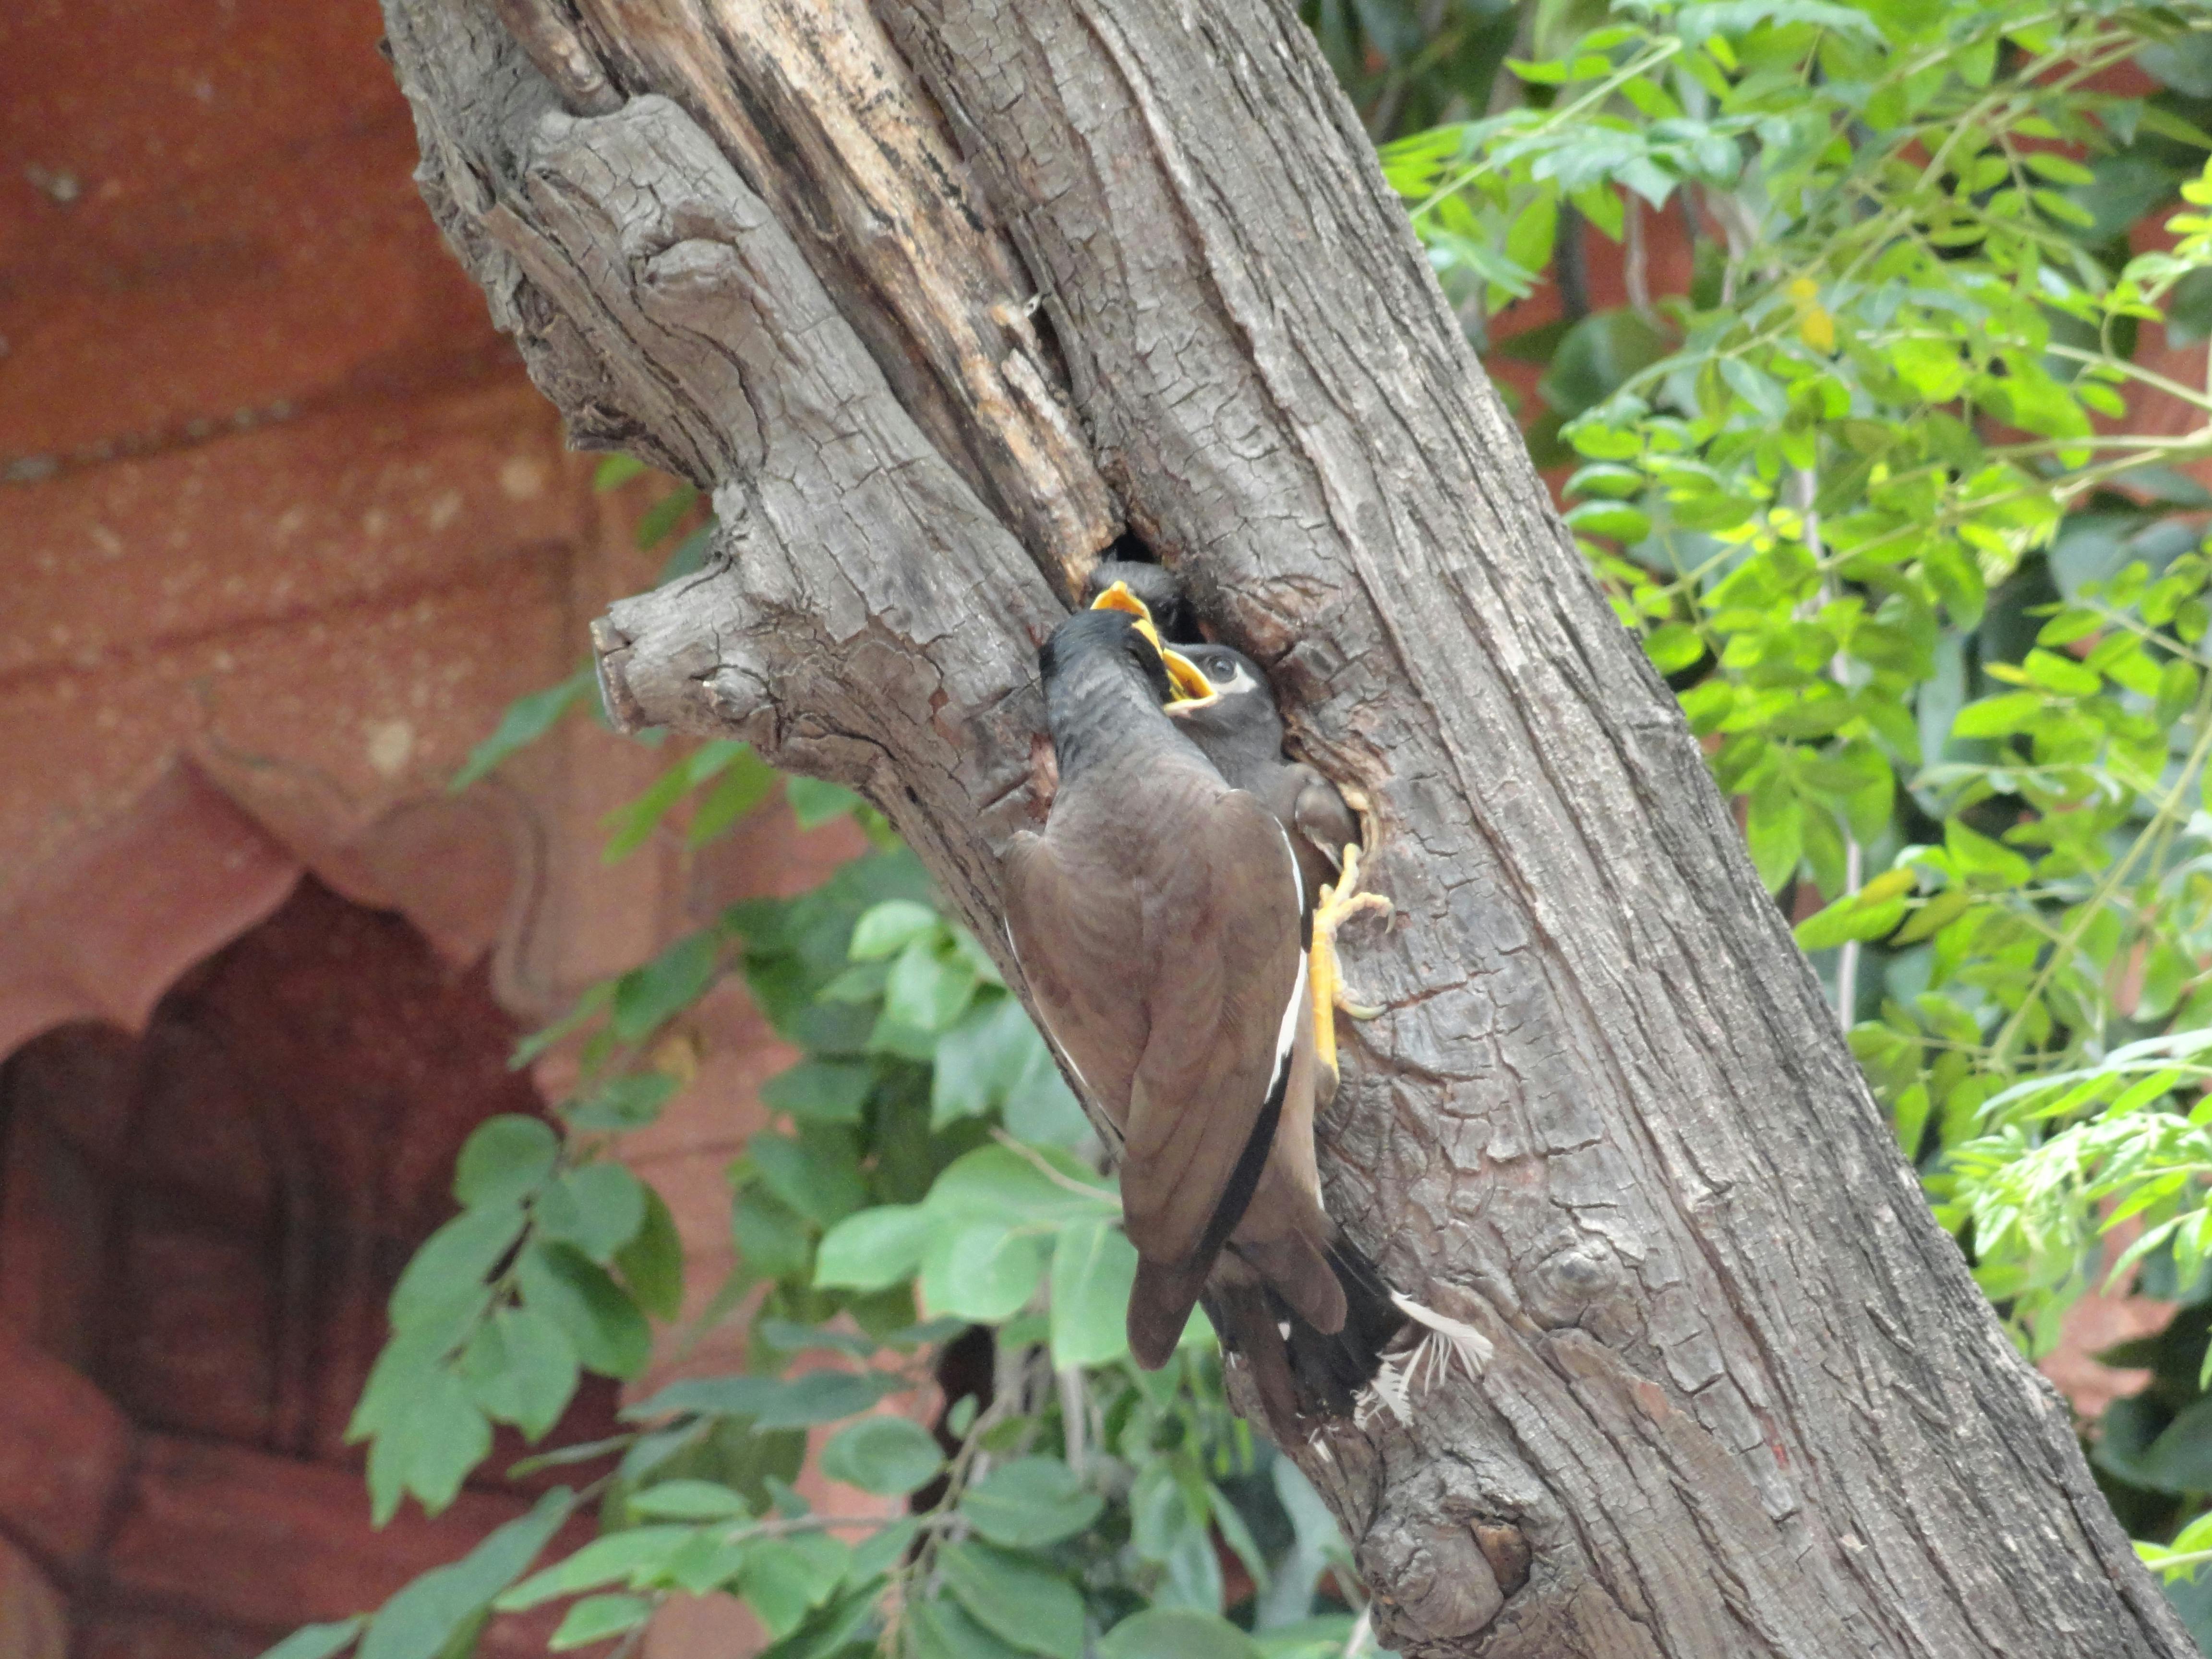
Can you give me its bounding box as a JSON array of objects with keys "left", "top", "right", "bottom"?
[
  {"left": 1289, "top": 766, "right": 1358, "bottom": 879},
  {"left": 1119, "top": 789, "right": 1307, "bottom": 1273},
  {"left": 1001, "top": 830, "right": 1147, "bottom": 1129}
]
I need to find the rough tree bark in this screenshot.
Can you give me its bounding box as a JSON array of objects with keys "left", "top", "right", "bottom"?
[{"left": 378, "top": 1, "right": 2193, "bottom": 1655}]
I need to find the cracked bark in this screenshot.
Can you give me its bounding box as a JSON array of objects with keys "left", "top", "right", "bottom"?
[{"left": 379, "top": 1, "right": 2191, "bottom": 1655}]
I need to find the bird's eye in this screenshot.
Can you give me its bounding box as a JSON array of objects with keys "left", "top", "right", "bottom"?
[{"left": 1207, "top": 660, "right": 1236, "bottom": 684}]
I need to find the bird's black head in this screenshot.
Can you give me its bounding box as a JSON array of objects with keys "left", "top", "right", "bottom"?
[
  {"left": 1036, "top": 607, "right": 1187, "bottom": 781},
  {"left": 1039, "top": 605, "right": 1175, "bottom": 703},
  {"left": 1163, "top": 643, "right": 1285, "bottom": 757},
  {"left": 1168, "top": 644, "right": 1268, "bottom": 703},
  {"left": 1082, "top": 560, "right": 1198, "bottom": 643}
]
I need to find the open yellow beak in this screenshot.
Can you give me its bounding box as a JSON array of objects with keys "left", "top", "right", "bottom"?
[{"left": 1090, "top": 580, "right": 1213, "bottom": 704}]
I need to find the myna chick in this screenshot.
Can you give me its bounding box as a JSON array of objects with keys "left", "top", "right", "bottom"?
[
  {"left": 1004, "top": 606, "right": 1401, "bottom": 1434},
  {"left": 1082, "top": 559, "right": 1200, "bottom": 643}
]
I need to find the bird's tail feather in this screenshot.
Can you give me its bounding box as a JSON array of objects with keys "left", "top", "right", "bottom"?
[
  {"left": 1128, "top": 1255, "right": 1214, "bottom": 1370},
  {"left": 1206, "top": 1232, "right": 1407, "bottom": 1440}
]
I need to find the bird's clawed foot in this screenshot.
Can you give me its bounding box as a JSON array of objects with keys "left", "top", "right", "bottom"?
[{"left": 1310, "top": 841, "right": 1393, "bottom": 1103}]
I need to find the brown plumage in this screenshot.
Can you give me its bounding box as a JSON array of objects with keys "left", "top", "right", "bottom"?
[{"left": 1002, "top": 608, "right": 1346, "bottom": 1369}]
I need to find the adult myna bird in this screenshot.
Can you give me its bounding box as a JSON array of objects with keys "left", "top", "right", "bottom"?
[{"left": 1002, "top": 603, "right": 1401, "bottom": 1432}]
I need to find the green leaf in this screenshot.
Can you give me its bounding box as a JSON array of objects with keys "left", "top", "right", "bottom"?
[
  {"left": 512, "top": 981, "right": 613, "bottom": 1069},
  {"left": 820, "top": 1415, "right": 944, "bottom": 1496},
  {"left": 938, "top": 1541, "right": 1085, "bottom": 1659},
  {"left": 933, "top": 997, "right": 1081, "bottom": 1139},
  {"left": 1895, "top": 889, "right": 1972, "bottom": 945},
  {"left": 613, "top": 932, "right": 721, "bottom": 1043},
  {"left": 816, "top": 1204, "right": 935, "bottom": 1290},
  {"left": 849, "top": 900, "right": 942, "bottom": 960},
  {"left": 628, "top": 1479, "right": 751, "bottom": 1520},
  {"left": 603, "top": 762, "right": 705, "bottom": 864},
  {"left": 462, "top": 1305, "right": 579, "bottom": 1441},
  {"left": 1048, "top": 1219, "right": 1138, "bottom": 1369},
  {"left": 883, "top": 938, "right": 980, "bottom": 1034},
  {"left": 1564, "top": 501, "right": 1652, "bottom": 541},
  {"left": 551, "top": 1595, "right": 653, "bottom": 1650},
  {"left": 2136, "top": 1396, "right": 2212, "bottom": 1493},
  {"left": 1745, "top": 783, "right": 1804, "bottom": 892},
  {"left": 635, "top": 482, "right": 699, "bottom": 550},
  {"left": 962, "top": 1457, "right": 1106, "bottom": 1549},
  {"left": 1949, "top": 690, "right": 2043, "bottom": 739},
  {"left": 256, "top": 1619, "right": 366, "bottom": 1659},
  {"left": 595, "top": 454, "right": 648, "bottom": 491},
  {"left": 787, "top": 776, "right": 864, "bottom": 828},
  {"left": 757, "top": 1578, "right": 883, "bottom": 1659},
  {"left": 389, "top": 1205, "right": 525, "bottom": 1330},
  {"left": 536, "top": 1162, "right": 648, "bottom": 1261},
  {"left": 625, "top": 1368, "right": 905, "bottom": 1430},
  {"left": 453, "top": 1117, "right": 559, "bottom": 1209},
  {"left": 449, "top": 670, "right": 594, "bottom": 792},
  {"left": 689, "top": 748, "right": 779, "bottom": 845},
  {"left": 1505, "top": 192, "right": 1559, "bottom": 280},
  {"left": 517, "top": 1241, "right": 652, "bottom": 1379},
  {"left": 2021, "top": 648, "right": 2100, "bottom": 697},
  {"left": 361, "top": 1489, "right": 573, "bottom": 1659},
  {"left": 565, "top": 1071, "right": 680, "bottom": 1132},
  {"left": 1539, "top": 309, "right": 1672, "bottom": 420},
  {"left": 1944, "top": 820, "right": 2032, "bottom": 888},
  {"left": 1719, "top": 358, "right": 1788, "bottom": 422},
  {"left": 851, "top": 1518, "right": 922, "bottom": 1584},
  {"left": 1644, "top": 624, "right": 1706, "bottom": 673},
  {"left": 363, "top": 1366, "right": 492, "bottom": 1524},
  {"left": 733, "top": 1186, "right": 815, "bottom": 1280},
  {"left": 1794, "top": 893, "right": 1906, "bottom": 952},
  {"left": 1250, "top": 1618, "right": 1359, "bottom": 1659},
  {"left": 926, "top": 1146, "right": 1114, "bottom": 1226},
  {"left": 658, "top": 522, "right": 717, "bottom": 585},
  {"left": 751, "top": 1130, "right": 868, "bottom": 1228},
  {"left": 616, "top": 1184, "right": 686, "bottom": 1321},
  {"left": 762, "top": 1058, "right": 875, "bottom": 1124},
  {"left": 922, "top": 1220, "right": 1050, "bottom": 1322},
  {"left": 740, "top": 1534, "right": 852, "bottom": 1638},
  {"left": 910, "top": 1600, "right": 1034, "bottom": 1659},
  {"left": 1099, "top": 1610, "right": 1262, "bottom": 1659},
  {"left": 497, "top": 1526, "right": 698, "bottom": 1611}
]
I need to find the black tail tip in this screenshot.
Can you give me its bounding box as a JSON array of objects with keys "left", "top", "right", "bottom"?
[{"left": 1209, "top": 1236, "right": 1409, "bottom": 1432}]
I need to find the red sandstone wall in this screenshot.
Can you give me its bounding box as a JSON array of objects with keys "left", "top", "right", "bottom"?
[{"left": 0, "top": 2, "right": 881, "bottom": 1655}]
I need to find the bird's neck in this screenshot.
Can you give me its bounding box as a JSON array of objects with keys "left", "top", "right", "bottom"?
[
  {"left": 1176, "top": 704, "right": 1284, "bottom": 772},
  {"left": 1046, "top": 657, "right": 1181, "bottom": 781}
]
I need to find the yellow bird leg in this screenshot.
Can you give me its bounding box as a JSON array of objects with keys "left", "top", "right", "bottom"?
[{"left": 1310, "top": 841, "right": 1392, "bottom": 1104}]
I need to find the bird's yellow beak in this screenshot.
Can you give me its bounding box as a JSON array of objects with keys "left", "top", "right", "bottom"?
[{"left": 1090, "top": 581, "right": 1213, "bottom": 704}]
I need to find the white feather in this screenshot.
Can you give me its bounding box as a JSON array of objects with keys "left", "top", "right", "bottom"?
[
  {"left": 1392, "top": 1293, "right": 1494, "bottom": 1382},
  {"left": 1262, "top": 820, "right": 1308, "bottom": 1105}
]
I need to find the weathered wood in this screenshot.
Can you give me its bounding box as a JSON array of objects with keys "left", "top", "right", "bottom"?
[
  {"left": 379, "top": 1, "right": 2193, "bottom": 1655},
  {"left": 486, "top": 0, "right": 1116, "bottom": 590}
]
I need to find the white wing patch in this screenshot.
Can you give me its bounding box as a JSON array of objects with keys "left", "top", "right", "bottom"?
[{"left": 1262, "top": 819, "right": 1308, "bottom": 1107}]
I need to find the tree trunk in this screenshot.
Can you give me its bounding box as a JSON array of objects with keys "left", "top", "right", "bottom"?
[{"left": 377, "top": 1, "right": 2193, "bottom": 1654}]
